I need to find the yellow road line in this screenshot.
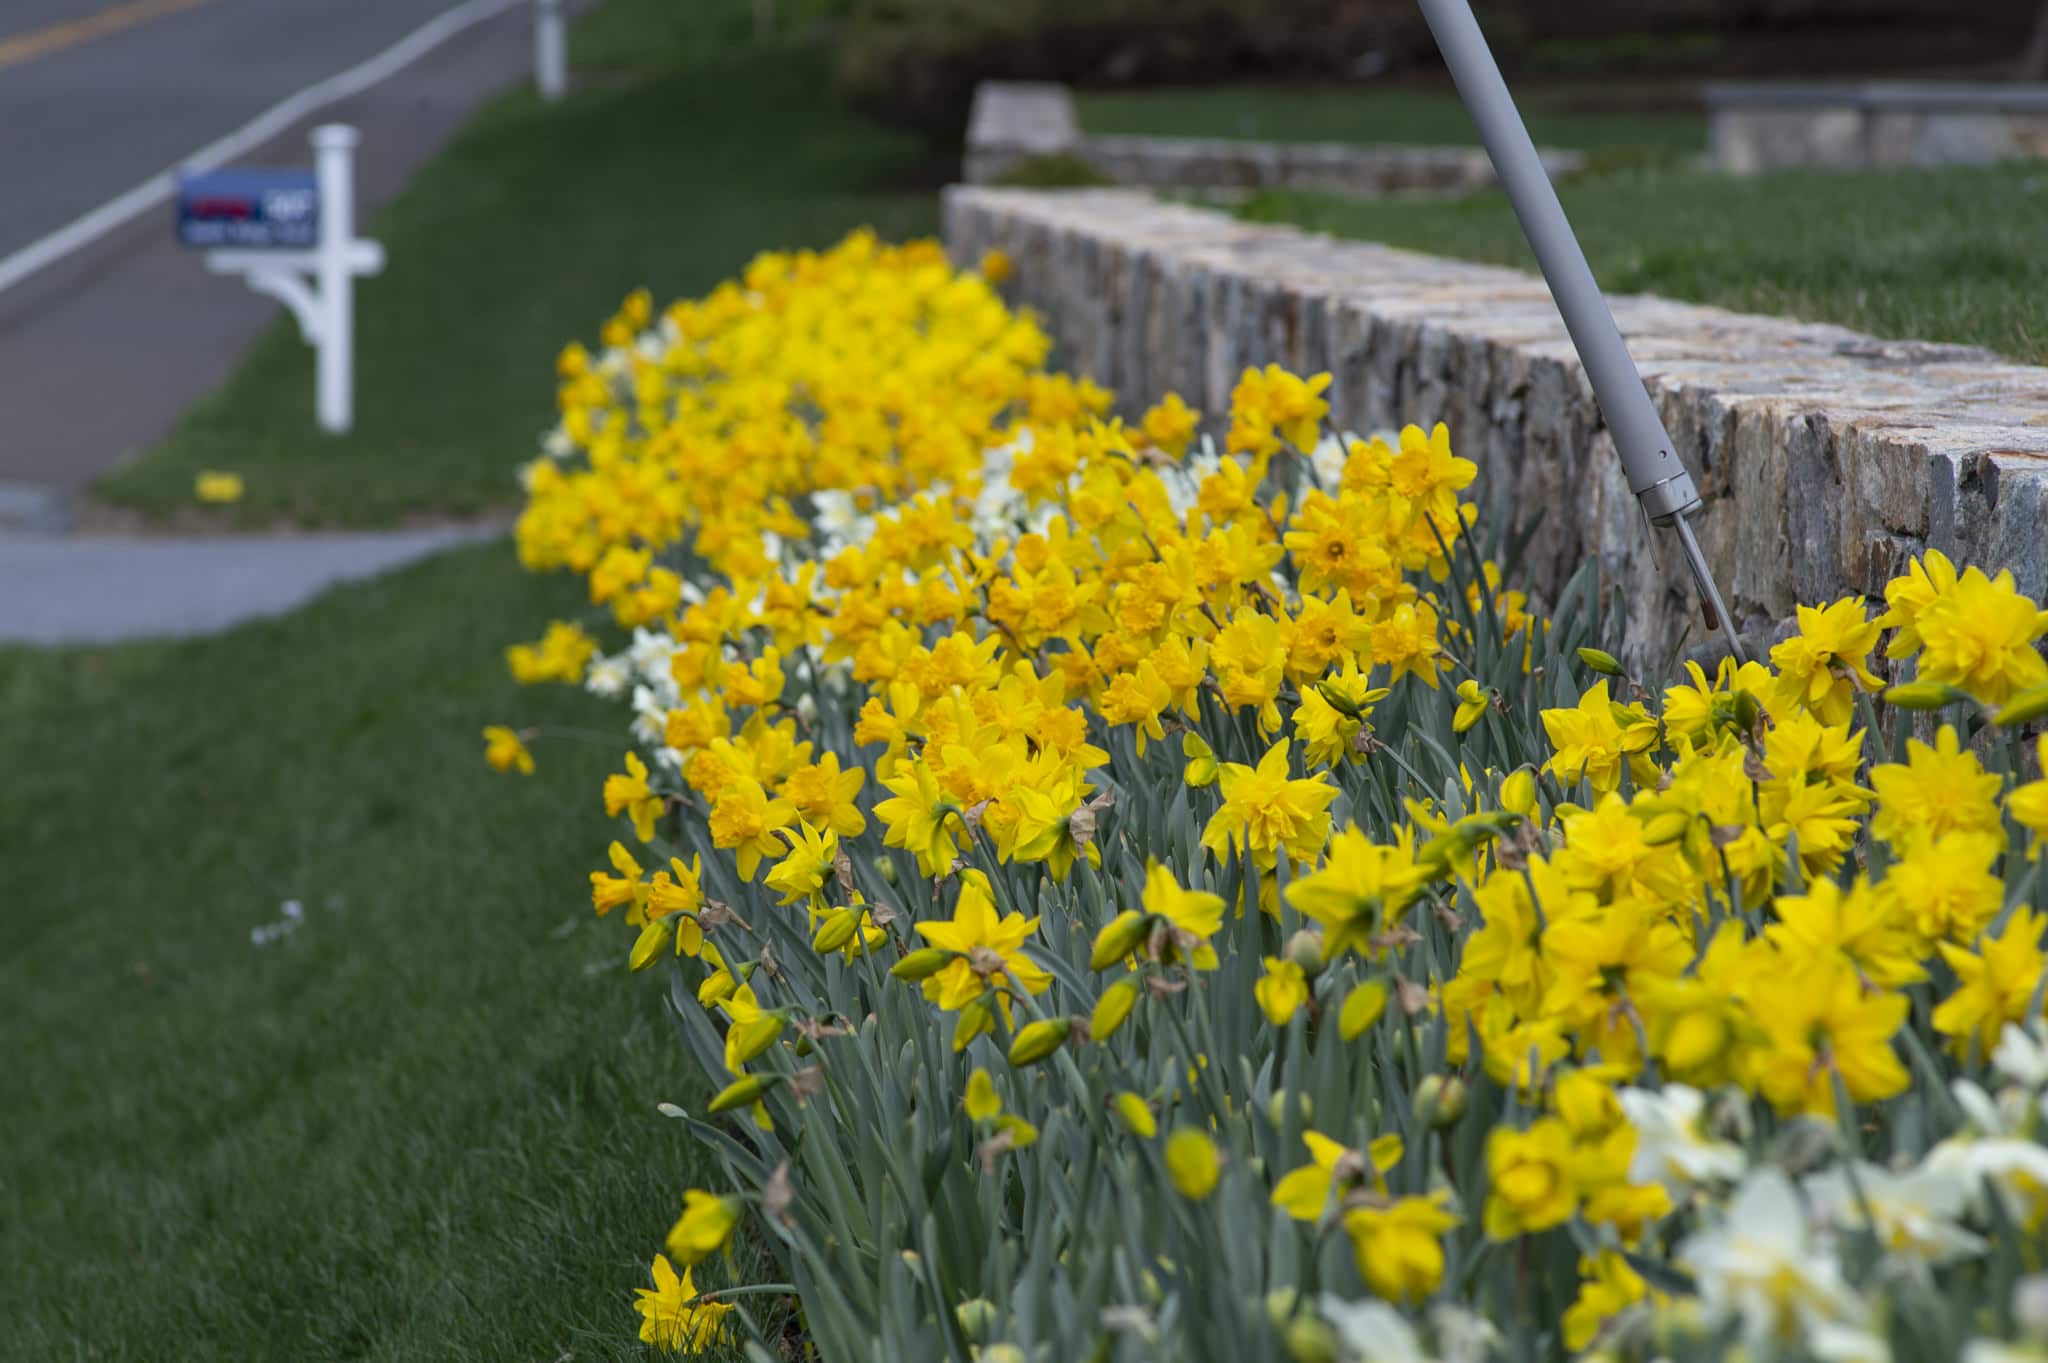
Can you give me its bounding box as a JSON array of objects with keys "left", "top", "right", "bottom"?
[{"left": 0, "top": 0, "right": 217, "bottom": 74}]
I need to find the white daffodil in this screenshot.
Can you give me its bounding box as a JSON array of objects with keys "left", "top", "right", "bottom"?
[
  {"left": 1427, "top": 1303, "right": 1500, "bottom": 1363},
  {"left": 1161, "top": 439, "right": 1225, "bottom": 517},
  {"left": 1809, "top": 1321, "right": 1893, "bottom": 1363},
  {"left": 811, "top": 489, "right": 861, "bottom": 541},
  {"left": 1803, "top": 1159, "right": 1985, "bottom": 1264},
  {"left": 627, "top": 627, "right": 679, "bottom": 683},
  {"left": 1676, "top": 1168, "right": 1864, "bottom": 1350},
  {"left": 1619, "top": 1084, "right": 1746, "bottom": 1192},
  {"left": 1317, "top": 1295, "right": 1433, "bottom": 1363},
  {"left": 1995, "top": 1022, "right": 2048, "bottom": 1090},
  {"left": 1950, "top": 1078, "right": 2036, "bottom": 1140},
  {"left": 1964, "top": 1343, "right": 2048, "bottom": 1363},
  {"left": 629, "top": 684, "right": 668, "bottom": 749},
  {"left": 585, "top": 653, "right": 632, "bottom": 700},
  {"left": 1309, "top": 431, "right": 1349, "bottom": 489},
  {"left": 2015, "top": 1274, "right": 2048, "bottom": 1337},
  {"left": 1924, "top": 1137, "right": 2048, "bottom": 1226}
]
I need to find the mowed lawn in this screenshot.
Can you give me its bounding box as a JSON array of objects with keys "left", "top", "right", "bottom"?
[
  {"left": 6, "top": 3, "right": 942, "bottom": 1360},
  {"left": 1078, "top": 80, "right": 2046, "bottom": 364},
  {"left": 1238, "top": 161, "right": 2048, "bottom": 365},
  {"left": 0, "top": 548, "right": 693, "bottom": 1362}
]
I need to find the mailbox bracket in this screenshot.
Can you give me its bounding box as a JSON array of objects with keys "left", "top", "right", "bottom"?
[{"left": 232, "top": 265, "right": 319, "bottom": 343}]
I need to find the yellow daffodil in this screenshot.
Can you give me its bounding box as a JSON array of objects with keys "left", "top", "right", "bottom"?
[
  {"left": 603, "top": 752, "right": 665, "bottom": 842},
  {"left": 482, "top": 724, "right": 535, "bottom": 774},
  {"left": 1200, "top": 739, "right": 1337, "bottom": 871},
  {"left": 1164, "top": 1128, "right": 1221, "bottom": 1200}
]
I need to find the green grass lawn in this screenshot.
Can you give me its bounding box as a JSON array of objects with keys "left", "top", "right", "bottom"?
[
  {"left": 1237, "top": 161, "right": 2048, "bottom": 365},
  {"left": 0, "top": 547, "right": 700, "bottom": 1363},
  {"left": 9, "top": 4, "right": 941, "bottom": 1360},
  {"left": 1075, "top": 83, "right": 1705, "bottom": 159},
  {"left": 92, "top": 1, "right": 941, "bottom": 530},
  {"left": 1077, "top": 80, "right": 2044, "bottom": 362}
]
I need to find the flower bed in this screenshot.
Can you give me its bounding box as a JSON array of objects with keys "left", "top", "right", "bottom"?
[{"left": 496, "top": 232, "right": 2048, "bottom": 1363}]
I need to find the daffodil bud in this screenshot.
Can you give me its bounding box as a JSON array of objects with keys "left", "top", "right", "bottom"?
[
  {"left": 1576, "top": 647, "right": 1622, "bottom": 676},
  {"left": 1996, "top": 685, "right": 2048, "bottom": 727},
  {"left": 812, "top": 906, "right": 860, "bottom": 954},
  {"left": 890, "top": 948, "right": 952, "bottom": 980},
  {"left": 1641, "top": 811, "right": 1692, "bottom": 846},
  {"left": 953, "top": 997, "right": 994, "bottom": 1051},
  {"left": 1883, "top": 680, "right": 1963, "bottom": 711},
  {"left": 1090, "top": 910, "right": 1151, "bottom": 970},
  {"left": 1112, "top": 1090, "right": 1156, "bottom": 1137},
  {"left": 1338, "top": 979, "right": 1388, "bottom": 1040},
  {"left": 1316, "top": 682, "right": 1363, "bottom": 719},
  {"left": 1090, "top": 979, "right": 1139, "bottom": 1040},
  {"left": 1265, "top": 1289, "right": 1303, "bottom": 1331},
  {"left": 1498, "top": 767, "right": 1536, "bottom": 818},
  {"left": 707, "top": 1074, "right": 768, "bottom": 1113},
  {"left": 1164, "top": 1128, "right": 1221, "bottom": 1200},
  {"left": 728, "top": 1013, "right": 784, "bottom": 1066},
  {"left": 1413, "top": 1074, "right": 1467, "bottom": 1129},
  {"left": 1007, "top": 1018, "right": 1068, "bottom": 1068},
  {"left": 1284, "top": 928, "right": 1324, "bottom": 977},
  {"left": 629, "top": 918, "right": 674, "bottom": 972},
  {"left": 1284, "top": 1316, "right": 1341, "bottom": 1363},
  {"left": 954, "top": 1298, "right": 998, "bottom": 1338},
  {"left": 1416, "top": 828, "right": 1475, "bottom": 875},
  {"left": 873, "top": 854, "right": 899, "bottom": 885},
  {"left": 1265, "top": 1089, "right": 1313, "bottom": 1127}
]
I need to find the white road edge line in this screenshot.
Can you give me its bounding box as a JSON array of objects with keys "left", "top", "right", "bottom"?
[{"left": 0, "top": 0, "right": 529, "bottom": 298}]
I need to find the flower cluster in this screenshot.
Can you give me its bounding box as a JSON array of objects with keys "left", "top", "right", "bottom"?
[{"left": 498, "top": 233, "right": 2048, "bottom": 1363}]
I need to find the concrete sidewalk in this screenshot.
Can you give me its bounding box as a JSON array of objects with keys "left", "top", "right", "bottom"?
[{"left": 0, "top": 523, "right": 505, "bottom": 644}]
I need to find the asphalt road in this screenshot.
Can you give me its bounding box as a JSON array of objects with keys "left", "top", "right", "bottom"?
[{"left": 0, "top": 0, "right": 545, "bottom": 496}]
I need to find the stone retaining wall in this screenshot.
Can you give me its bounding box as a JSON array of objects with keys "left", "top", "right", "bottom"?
[
  {"left": 945, "top": 186, "right": 2048, "bottom": 662},
  {"left": 1077, "top": 134, "right": 1581, "bottom": 198},
  {"left": 1708, "top": 82, "right": 2048, "bottom": 173},
  {"left": 964, "top": 81, "right": 1582, "bottom": 197}
]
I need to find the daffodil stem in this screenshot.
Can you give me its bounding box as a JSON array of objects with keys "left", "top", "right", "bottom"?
[{"left": 687, "top": 1282, "right": 797, "bottom": 1304}]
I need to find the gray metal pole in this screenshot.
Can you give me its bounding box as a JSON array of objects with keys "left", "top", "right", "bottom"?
[{"left": 1415, "top": 0, "right": 1744, "bottom": 659}]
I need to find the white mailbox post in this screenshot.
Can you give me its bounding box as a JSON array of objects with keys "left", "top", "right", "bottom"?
[
  {"left": 535, "top": 0, "right": 567, "bottom": 102},
  {"left": 192, "top": 125, "right": 385, "bottom": 435}
]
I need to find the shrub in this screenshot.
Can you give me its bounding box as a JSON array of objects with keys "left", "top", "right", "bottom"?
[
  {"left": 831, "top": 0, "right": 1418, "bottom": 134},
  {"left": 501, "top": 232, "right": 2048, "bottom": 1362}
]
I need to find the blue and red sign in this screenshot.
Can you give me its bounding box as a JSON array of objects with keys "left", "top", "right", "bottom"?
[{"left": 177, "top": 169, "right": 318, "bottom": 249}]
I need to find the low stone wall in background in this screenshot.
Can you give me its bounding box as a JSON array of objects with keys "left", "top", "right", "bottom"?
[
  {"left": 963, "top": 81, "right": 1583, "bottom": 198},
  {"left": 945, "top": 186, "right": 2048, "bottom": 663},
  {"left": 1708, "top": 82, "right": 2048, "bottom": 173}
]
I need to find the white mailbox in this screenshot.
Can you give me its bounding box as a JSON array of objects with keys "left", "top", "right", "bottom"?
[{"left": 184, "top": 125, "right": 385, "bottom": 435}]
